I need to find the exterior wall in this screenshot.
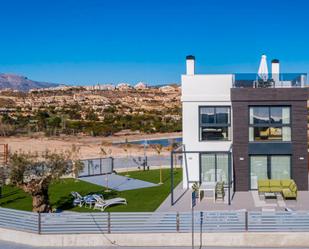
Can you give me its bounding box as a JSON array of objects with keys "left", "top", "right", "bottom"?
[
  {"left": 181, "top": 74, "right": 233, "bottom": 188},
  {"left": 231, "top": 88, "right": 309, "bottom": 191}
]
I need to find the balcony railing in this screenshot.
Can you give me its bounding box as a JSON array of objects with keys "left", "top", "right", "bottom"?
[{"left": 233, "top": 73, "right": 307, "bottom": 88}]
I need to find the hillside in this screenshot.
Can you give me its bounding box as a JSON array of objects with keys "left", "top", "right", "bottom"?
[
  {"left": 0, "top": 73, "right": 59, "bottom": 92},
  {"left": 0, "top": 85, "right": 181, "bottom": 137}
]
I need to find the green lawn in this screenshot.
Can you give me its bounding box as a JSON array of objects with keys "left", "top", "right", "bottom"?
[{"left": 0, "top": 168, "right": 182, "bottom": 212}]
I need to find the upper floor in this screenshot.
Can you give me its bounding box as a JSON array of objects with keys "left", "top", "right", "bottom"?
[{"left": 182, "top": 55, "right": 308, "bottom": 103}]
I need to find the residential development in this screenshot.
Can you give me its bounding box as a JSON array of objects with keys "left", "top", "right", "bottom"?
[{"left": 181, "top": 55, "right": 308, "bottom": 205}]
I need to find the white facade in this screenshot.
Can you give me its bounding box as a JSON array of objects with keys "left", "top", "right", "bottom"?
[{"left": 181, "top": 57, "right": 233, "bottom": 189}]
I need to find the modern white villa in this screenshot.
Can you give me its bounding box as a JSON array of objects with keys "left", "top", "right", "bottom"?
[{"left": 181, "top": 55, "right": 308, "bottom": 204}]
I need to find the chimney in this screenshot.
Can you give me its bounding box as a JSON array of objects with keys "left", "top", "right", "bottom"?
[
  {"left": 271, "top": 59, "right": 280, "bottom": 84},
  {"left": 186, "top": 55, "right": 195, "bottom": 75}
]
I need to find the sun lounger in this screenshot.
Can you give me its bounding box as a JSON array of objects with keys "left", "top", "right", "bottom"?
[
  {"left": 71, "top": 192, "right": 100, "bottom": 208},
  {"left": 71, "top": 191, "right": 84, "bottom": 207},
  {"left": 93, "top": 194, "right": 127, "bottom": 211}
]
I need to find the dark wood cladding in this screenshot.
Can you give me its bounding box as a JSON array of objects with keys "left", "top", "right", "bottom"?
[
  {"left": 231, "top": 88, "right": 309, "bottom": 102},
  {"left": 231, "top": 88, "right": 309, "bottom": 191}
]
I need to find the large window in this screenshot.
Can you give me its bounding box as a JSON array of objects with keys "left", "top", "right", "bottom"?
[
  {"left": 249, "top": 106, "right": 291, "bottom": 142},
  {"left": 200, "top": 106, "right": 231, "bottom": 141},
  {"left": 200, "top": 153, "right": 229, "bottom": 184},
  {"left": 250, "top": 155, "right": 291, "bottom": 189}
]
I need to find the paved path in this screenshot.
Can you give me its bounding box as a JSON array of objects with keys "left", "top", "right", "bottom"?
[{"left": 0, "top": 241, "right": 306, "bottom": 249}]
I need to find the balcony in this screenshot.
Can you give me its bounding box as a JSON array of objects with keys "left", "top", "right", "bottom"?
[{"left": 233, "top": 73, "right": 307, "bottom": 88}]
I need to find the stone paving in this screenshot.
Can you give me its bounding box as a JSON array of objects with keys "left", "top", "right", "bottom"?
[{"left": 157, "top": 181, "right": 309, "bottom": 212}]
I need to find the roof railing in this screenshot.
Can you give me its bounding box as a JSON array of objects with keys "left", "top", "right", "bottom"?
[{"left": 233, "top": 73, "right": 307, "bottom": 88}]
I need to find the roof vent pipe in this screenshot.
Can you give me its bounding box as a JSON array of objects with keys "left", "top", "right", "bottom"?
[
  {"left": 271, "top": 59, "right": 280, "bottom": 85},
  {"left": 186, "top": 55, "right": 195, "bottom": 75}
]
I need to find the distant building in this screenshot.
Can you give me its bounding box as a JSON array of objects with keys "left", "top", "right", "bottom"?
[
  {"left": 159, "top": 85, "right": 176, "bottom": 92},
  {"left": 116, "top": 83, "right": 131, "bottom": 90},
  {"left": 134, "top": 82, "right": 147, "bottom": 90},
  {"left": 85, "top": 84, "right": 115, "bottom": 91}
]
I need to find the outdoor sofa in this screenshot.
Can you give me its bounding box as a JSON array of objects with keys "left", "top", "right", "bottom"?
[{"left": 257, "top": 179, "right": 297, "bottom": 199}]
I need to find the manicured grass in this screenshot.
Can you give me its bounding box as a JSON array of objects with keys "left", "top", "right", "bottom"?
[{"left": 0, "top": 168, "right": 182, "bottom": 212}]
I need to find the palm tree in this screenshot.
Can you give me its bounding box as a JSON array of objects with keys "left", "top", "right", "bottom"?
[
  {"left": 121, "top": 138, "right": 132, "bottom": 177},
  {"left": 151, "top": 144, "right": 163, "bottom": 184},
  {"left": 100, "top": 141, "right": 113, "bottom": 192}
]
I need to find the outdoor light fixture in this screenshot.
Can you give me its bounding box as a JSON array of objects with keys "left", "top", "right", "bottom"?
[
  {"left": 299, "top": 157, "right": 304, "bottom": 160},
  {"left": 239, "top": 157, "right": 244, "bottom": 161}
]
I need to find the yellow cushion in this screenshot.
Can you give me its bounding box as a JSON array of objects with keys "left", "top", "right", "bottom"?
[
  {"left": 258, "top": 179, "right": 270, "bottom": 187},
  {"left": 282, "top": 188, "right": 297, "bottom": 198},
  {"left": 281, "top": 179, "right": 292, "bottom": 188},
  {"left": 270, "top": 180, "right": 281, "bottom": 187},
  {"left": 259, "top": 186, "right": 271, "bottom": 192},
  {"left": 290, "top": 184, "right": 297, "bottom": 192},
  {"left": 270, "top": 186, "right": 282, "bottom": 192}
]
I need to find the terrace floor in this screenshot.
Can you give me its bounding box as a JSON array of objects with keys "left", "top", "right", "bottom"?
[{"left": 156, "top": 181, "right": 309, "bottom": 212}]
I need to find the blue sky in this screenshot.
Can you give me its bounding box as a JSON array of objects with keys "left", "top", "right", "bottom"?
[{"left": 0, "top": 0, "right": 308, "bottom": 85}]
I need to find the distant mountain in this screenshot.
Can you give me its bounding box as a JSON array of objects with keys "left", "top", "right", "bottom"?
[{"left": 0, "top": 73, "right": 60, "bottom": 92}]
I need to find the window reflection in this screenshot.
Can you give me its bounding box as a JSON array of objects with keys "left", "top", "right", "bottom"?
[{"left": 249, "top": 106, "right": 291, "bottom": 142}]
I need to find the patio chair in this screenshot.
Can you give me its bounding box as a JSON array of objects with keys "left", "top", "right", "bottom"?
[
  {"left": 215, "top": 182, "right": 225, "bottom": 202},
  {"left": 71, "top": 191, "right": 84, "bottom": 207},
  {"left": 93, "top": 194, "right": 127, "bottom": 211}
]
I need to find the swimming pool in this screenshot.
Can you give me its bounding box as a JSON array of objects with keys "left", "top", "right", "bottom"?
[{"left": 115, "top": 137, "right": 182, "bottom": 147}]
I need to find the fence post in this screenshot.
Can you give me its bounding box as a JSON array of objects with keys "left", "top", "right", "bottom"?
[
  {"left": 170, "top": 151, "right": 174, "bottom": 206},
  {"left": 111, "top": 157, "right": 114, "bottom": 172},
  {"left": 107, "top": 212, "right": 111, "bottom": 234},
  {"left": 38, "top": 212, "right": 41, "bottom": 235},
  {"left": 245, "top": 211, "right": 248, "bottom": 231},
  {"left": 200, "top": 212, "right": 203, "bottom": 248},
  {"left": 176, "top": 212, "right": 180, "bottom": 232}
]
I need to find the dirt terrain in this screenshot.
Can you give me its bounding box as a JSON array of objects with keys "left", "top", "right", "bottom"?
[{"left": 1, "top": 132, "right": 181, "bottom": 159}]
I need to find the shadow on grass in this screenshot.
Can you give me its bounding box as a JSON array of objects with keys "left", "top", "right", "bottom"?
[
  {"left": 0, "top": 196, "right": 27, "bottom": 205},
  {"left": 162, "top": 170, "right": 181, "bottom": 184},
  {"left": 0, "top": 190, "right": 20, "bottom": 198},
  {"left": 53, "top": 190, "right": 119, "bottom": 211}
]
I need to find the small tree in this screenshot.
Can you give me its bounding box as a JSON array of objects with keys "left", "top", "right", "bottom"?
[
  {"left": 121, "top": 138, "right": 132, "bottom": 177},
  {"left": 100, "top": 141, "right": 113, "bottom": 192},
  {"left": 8, "top": 149, "right": 83, "bottom": 213},
  {"left": 100, "top": 141, "right": 112, "bottom": 158},
  {"left": 151, "top": 144, "right": 163, "bottom": 184}
]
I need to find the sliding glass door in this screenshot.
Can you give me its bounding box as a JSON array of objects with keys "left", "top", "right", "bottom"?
[
  {"left": 216, "top": 154, "right": 229, "bottom": 183},
  {"left": 250, "top": 155, "right": 291, "bottom": 189},
  {"left": 200, "top": 153, "right": 229, "bottom": 184},
  {"left": 201, "top": 154, "right": 216, "bottom": 182},
  {"left": 271, "top": 156, "right": 291, "bottom": 179},
  {"left": 250, "top": 156, "right": 268, "bottom": 189}
]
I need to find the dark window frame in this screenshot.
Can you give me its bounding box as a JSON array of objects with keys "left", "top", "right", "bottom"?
[
  {"left": 199, "top": 106, "right": 231, "bottom": 141},
  {"left": 249, "top": 106, "right": 291, "bottom": 142}
]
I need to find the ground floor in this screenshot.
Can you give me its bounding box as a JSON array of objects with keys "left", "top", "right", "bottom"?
[
  {"left": 179, "top": 150, "right": 308, "bottom": 194},
  {"left": 158, "top": 180, "right": 309, "bottom": 212}
]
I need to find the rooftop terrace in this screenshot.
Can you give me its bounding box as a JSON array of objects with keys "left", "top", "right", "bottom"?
[{"left": 233, "top": 73, "right": 307, "bottom": 88}]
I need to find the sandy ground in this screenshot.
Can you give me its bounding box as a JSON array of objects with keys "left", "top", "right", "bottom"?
[{"left": 1, "top": 132, "right": 182, "bottom": 159}]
